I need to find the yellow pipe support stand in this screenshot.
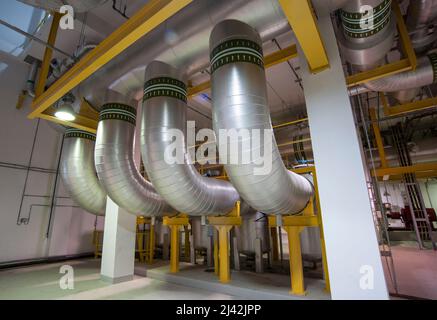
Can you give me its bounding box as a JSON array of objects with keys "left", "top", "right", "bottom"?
[
  {"left": 215, "top": 225, "right": 233, "bottom": 283},
  {"left": 163, "top": 215, "right": 189, "bottom": 273},
  {"left": 284, "top": 226, "right": 306, "bottom": 296},
  {"left": 169, "top": 225, "right": 180, "bottom": 273},
  {"left": 208, "top": 201, "right": 241, "bottom": 283}
]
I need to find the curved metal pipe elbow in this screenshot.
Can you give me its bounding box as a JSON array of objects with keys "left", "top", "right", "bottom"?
[
  {"left": 60, "top": 129, "right": 106, "bottom": 216},
  {"left": 95, "top": 97, "right": 173, "bottom": 217},
  {"left": 209, "top": 20, "right": 313, "bottom": 215},
  {"left": 141, "top": 61, "right": 239, "bottom": 216},
  {"left": 364, "top": 54, "right": 436, "bottom": 92}
]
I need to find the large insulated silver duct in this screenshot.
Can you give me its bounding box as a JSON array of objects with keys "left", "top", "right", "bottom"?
[
  {"left": 363, "top": 53, "right": 437, "bottom": 92},
  {"left": 60, "top": 129, "right": 106, "bottom": 216},
  {"left": 79, "top": 0, "right": 291, "bottom": 107},
  {"left": 141, "top": 61, "right": 239, "bottom": 216},
  {"left": 337, "top": 0, "right": 396, "bottom": 69},
  {"left": 210, "top": 20, "right": 313, "bottom": 216},
  {"left": 95, "top": 93, "right": 173, "bottom": 217}
]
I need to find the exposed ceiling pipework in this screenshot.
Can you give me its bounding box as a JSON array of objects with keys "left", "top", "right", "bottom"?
[
  {"left": 337, "top": 0, "right": 396, "bottom": 70},
  {"left": 407, "top": 0, "right": 437, "bottom": 53},
  {"left": 141, "top": 61, "right": 239, "bottom": 216},
  {"left": 17, "top": 0, "right": 108, "bottom": 12},
  {"left": 364, "top": 53, "right": 437, "bottom": 92},
  {"left": 94, "top": 91, "right": 173, "bottom": 217},
  {"left": 60, "top": 129, "right": 107, "bottom": 216},
  {"left": 210, "top": 20, "right": 313, "bottom": 216},
  {"left": 78, "top": 0, "right": 291, "bottom": 107}
]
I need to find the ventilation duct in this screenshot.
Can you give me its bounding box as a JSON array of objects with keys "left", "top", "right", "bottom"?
[
  {"left": 210, "top": 20, "right": 313, "bottom": 215},
  {"left": 94, "top": 91, "right": 172, "bottom": 217},
  {"left": 18, "top": 0, "right": 108, "bottom": 12},
  {"left": 60, "top": 129, "right": 106, "bottom": 216},
  {"left": 141, "top": 61, "right": 239, "bottom": 216},
  {"left": 407, "top": 0, "right": 437, "bottom": 53},
  {"left": 363, "top": 53, "right": 437, "bottom": 92},
  {"left": 79, "top": 0, "right": 291, "bottom": 107},
  {"left": 337, "top": 0, "right": 396, "bottom": 69}
]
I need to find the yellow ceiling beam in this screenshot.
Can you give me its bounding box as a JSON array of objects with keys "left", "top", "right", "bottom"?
[
  {"left": 28, "top": 0, "right": 193, "bottom": 120},
  {"left": 278, "top": 0, "right": 329, "bottom": 73},
  {"left": 345, "top": 0, "right": 416, "bottom": 87},
  {"left": 187, "top": 44, "right": 298, "bottom": 98},
  {"left": 374, "top": 162, "right": 437, "bottom": 177},
  {"left": 40, "top": 107, "right": 98, "bottom": 133},
  {"left": 381, "top": 94, "right": 437, "bottom": 117}
]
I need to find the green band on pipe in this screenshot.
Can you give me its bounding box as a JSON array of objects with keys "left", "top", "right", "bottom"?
[
  {"left": 340, "top": 0, "right": 391, "bottom": 39},
  {"left": 65, "top": 128, "right": 96, "bottom": 141},
  {"left": 143, "top": 77, "right": 187, "bottom": 103},
  {"left": 99, "top": 103, "right": 137, "bottom": 125},
  {"left": 210, "top": 38, "right": 264, "bottom": 74}
]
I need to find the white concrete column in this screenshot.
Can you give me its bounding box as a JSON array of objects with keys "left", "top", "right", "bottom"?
[
  {"left": 100, "top": 196, "right": 137, "bottom": 283},
  {"left": 299, "top": 15, "right": 388, "bottom": 299}
]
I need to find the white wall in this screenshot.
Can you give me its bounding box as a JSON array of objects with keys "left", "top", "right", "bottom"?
[{"left": 0, "top": 53, "right": 103, "bottom": 264}]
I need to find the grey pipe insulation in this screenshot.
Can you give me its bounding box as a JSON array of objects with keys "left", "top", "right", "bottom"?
[
  {"left": 59, "top": 129, "right": 106, "bottom": 216},
  {"left": 94, "top": 93, "right": 174, "bottom": 217},
  {"left": 209, "top": 20, "right": 314, "bottom": 216},
  {"left": 140, "top": 61, "right": 239, "bottom": 216}
]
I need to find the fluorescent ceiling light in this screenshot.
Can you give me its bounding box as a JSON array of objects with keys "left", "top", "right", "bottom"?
[{"left": 55, "top": 104, "right": 76, "bottom": 121}]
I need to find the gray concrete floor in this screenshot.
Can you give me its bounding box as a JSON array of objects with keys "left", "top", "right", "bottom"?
[
  {"left": 0, "top": 258, "right": 330, "bottom": 300},
  {"left": 0, "top": 259, "right": 235, "bottom": 300}
]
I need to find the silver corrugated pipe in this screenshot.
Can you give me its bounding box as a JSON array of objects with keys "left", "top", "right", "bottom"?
[
  {"left": 95, "top": 92, "right": 173, "bottom": 217},
  {"left": 337, "top": 0, "right": 396, "bottom": 69},
  {"left": 60, "top": 129, "right": 106, "bottom": 216},
  {"left": 363, "top": 53, "right": 437, "bottom": 92},
  {"left": 141, "top": 61, "right": 239, "bottom": 216},
  {"left": 210, "top": 20, "right": 313, "bottom": 216}
]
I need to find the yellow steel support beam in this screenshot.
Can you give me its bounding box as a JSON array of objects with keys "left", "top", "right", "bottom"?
[
  {"left": 29, "top": 0, "right": 193, "bottom": 119},
  {"left": 215, "top": 225, "right": 233, "bottom": 283},
  {"left": 278, "top": 0, "right": 329, "bottom": 73},
  {"left": 187, "top": 44, "right": 298, "bottom": 98},
  {"left": 35, "top": 13, "right": 62, "bottom": 98},
  {"left": 169, "top": 225, "right": 180, "bottom": 273},
  {"left": 381, "top": 94, "right": 437, "bottom": 117},
  {"left": 284, "top": 226, "right": 306, "bottom": 295},
  {"left": 39, "top": 107, "right": 98, "bottom": 133},
  {"left": 163, "top": 215, "right": 189, "bottom": 273},
  {"left": 374, "top": 162, "right": 437, "bottom": 177},
  {"left": 369, "top": 108, "right": 388, "bottom": 168},
  {"left": 346, "top": 0, "right": 416, "bottom": 87},
  {"left": 184, "top": 225, "right": 190, "bottom": 261},
  {"left": 273, "top": 117, "right": 308, "bottom": 129}
]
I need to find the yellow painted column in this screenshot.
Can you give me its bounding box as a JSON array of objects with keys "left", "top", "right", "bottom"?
[
  {"left": 215, "top": 225, "right": 233, "bottom": 283},
  {"left": 136, "top": 230, "right": 144, "bottom": 263},
  {"left": 285, "top": 226, "right": 306, "bottom": 296},
  {"left": 149, "top": 223, "right": 155, "bottom": 264},
  {"left": 169, "top": 225, "right": 180, "bottom": 273}
]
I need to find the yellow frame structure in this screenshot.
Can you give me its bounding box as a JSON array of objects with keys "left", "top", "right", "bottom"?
[
  {"left": 346, "top": 0, "right": 417, "bottom": 87},
  {"left": 268, "top": 166, "right": 330, "bottom": 296},
  {"left": 28, "top": 0, "right": 193, "bottom": 123},
  {"left": 278, "top": 0, "right": 329, "bottom": 73},
  {"left": 380, "top": 93, "right": 437, "bottom": 117}
]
